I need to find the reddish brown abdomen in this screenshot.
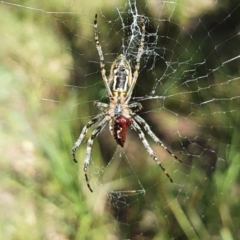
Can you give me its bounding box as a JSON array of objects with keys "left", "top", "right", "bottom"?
[{"left": 114, "top": 116, "right": 132, "bottom": 147}]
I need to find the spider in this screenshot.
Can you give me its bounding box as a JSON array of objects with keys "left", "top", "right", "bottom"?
[{"left": 72, "top": 14, "right": 182, "bottom": 192}]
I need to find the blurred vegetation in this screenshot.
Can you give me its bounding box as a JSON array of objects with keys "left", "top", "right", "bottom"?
[{"left": 0, "top": 0, "right": 240, "bottom": 239}]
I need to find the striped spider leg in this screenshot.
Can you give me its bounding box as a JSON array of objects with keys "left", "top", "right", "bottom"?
[{"left": 133, "top": 114, "right": 182, "bottom": 163}]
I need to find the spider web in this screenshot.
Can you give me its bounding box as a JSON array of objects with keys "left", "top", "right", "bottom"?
[{"left": 1, "top": 0, "right": 240, "bottom": 239}]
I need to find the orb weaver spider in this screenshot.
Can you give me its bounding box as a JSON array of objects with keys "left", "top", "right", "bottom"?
[{"left": 72, "top": 14, "right": 181, "bottom": 192}]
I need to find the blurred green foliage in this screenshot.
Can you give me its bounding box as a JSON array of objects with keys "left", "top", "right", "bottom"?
[{"left": 0, "top": 0, "right": 240, "bottom": 239}]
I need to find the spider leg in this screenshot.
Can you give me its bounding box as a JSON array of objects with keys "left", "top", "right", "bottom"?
[
  {"left": 133, "top": 115, "right": 182, "bottom": 163},
  {"left": 94, "top": 101, "right": 114, "bottom": 134},
  {"left": 94, "top": 101, "right": 108, "bottom": 110},
  {"left": 94, "top": 14, "right": 112, "bottom": 97},
  {"left": 131, "top": 119, "right": 173, "bottom": 183},
  {"left": 109, "top": 118, "right": 113, "bottom": 136},
  {"left": 72, "top": 113, "right": 104, "bottom": 163},
  {"left": 128, "top": 101, "right": 143, "bottom": 113},
  {"left": 84, "top": 117, "right": 108, "bottom": 192},
  {"left": 126, "top": 17, "right": 146, "bottom": 103}
]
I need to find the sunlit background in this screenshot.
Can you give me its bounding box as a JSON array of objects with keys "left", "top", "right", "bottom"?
[{"left": 1, "top": 0, "right": 240, "bottom": 239}]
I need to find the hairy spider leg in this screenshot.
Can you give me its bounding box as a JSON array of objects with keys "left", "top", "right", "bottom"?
[
  {"left": 133, "top": 115, "right": 182, "bottom": 163},
  {"left": 94, "top": 101, "right": 114, "bottom": 135},
  {"left": 128, "top": 101, "right": 143, "bottom": 113},
  {"left": 83, "top": 117, "right": 108, "bottom": 192},
  {"left": 94, "top": 14, "right": 112, "bottom": 97},
  {"left": 72, "top": 113, "right": 105, "bottom": 163},
  {"left": 131, "top": 119, "right": 173, "bottom": 183}
]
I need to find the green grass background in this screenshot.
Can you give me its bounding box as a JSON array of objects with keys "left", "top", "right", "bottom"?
[{"left": 0, "top": 0, "right": 240, "bottom": 239}]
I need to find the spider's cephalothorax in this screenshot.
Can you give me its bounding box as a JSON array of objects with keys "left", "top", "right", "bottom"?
[{"left": 72, "top": 14, "right": 182, "bottom": 192}]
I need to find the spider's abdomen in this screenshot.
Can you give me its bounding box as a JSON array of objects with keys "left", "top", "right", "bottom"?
[{"left": 114, "top": 115, "right": 132, "bottom": 147}]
